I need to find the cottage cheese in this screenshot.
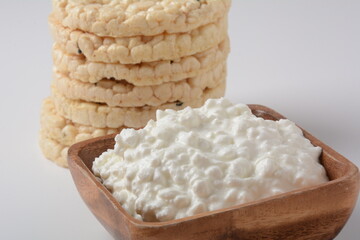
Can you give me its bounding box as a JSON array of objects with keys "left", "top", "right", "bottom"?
[{"left": 92, "top": 98, "right": 328, "bottom": 222}]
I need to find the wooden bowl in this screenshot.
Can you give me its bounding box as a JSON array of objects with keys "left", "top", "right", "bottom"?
[{"left": 68, "top": 105, "right": 360, "bottom": 240}]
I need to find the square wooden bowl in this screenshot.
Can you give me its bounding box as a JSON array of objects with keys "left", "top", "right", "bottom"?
[{"left": 68, "top": 105, "right": 360, "bottom": 240}]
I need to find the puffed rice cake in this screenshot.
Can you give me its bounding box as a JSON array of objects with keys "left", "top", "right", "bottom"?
[
  {"left": 52, "top": 0, "right": 232, "bottom": 38},
  {"left": 50, "top": 14, "right": 228, "bottom": 64},
  {"left": 51, "top": 81, "right": 226, "bottom": 129},
  {"left": 52, "top": 60, "right": 226, "bottom": 107},
  {"left": 52, "top": 38, "right": 230, "bottom": 85},
  {"left": 40, "top": 98, "right": 123, "bottom": 167},
  {"left": 41, "top": 98, "right": 122, "bottom": 146},
  {"left": 41, "top": 0, "right": 230, "bottom": 167},
  {"left": 39, "top": 131, "right": 69, "bottom": 167}
]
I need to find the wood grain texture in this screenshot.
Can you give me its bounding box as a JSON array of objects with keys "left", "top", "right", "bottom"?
[{"left": 67, "top": 105, "right": 360, "bottom": 240}]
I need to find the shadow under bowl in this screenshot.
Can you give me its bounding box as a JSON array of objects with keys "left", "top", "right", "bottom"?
[{"left": 68, "top": 104, "right": 360, "bottom": 240}]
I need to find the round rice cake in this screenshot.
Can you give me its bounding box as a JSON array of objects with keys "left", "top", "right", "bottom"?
[
  {"left": 41, "top": 98, "right": 122, "bottom": 146},
  {"left": 51, "top": 82, "right": 226, "bottom": 129},
  {"left": 51, "top": 0, "right": 232, "bottom": 38},
  {"left": 39, "top": 131, "right": 69, "bottom": 168},
  {"left": 53, "top": 38, "right": 230, "bottom": 86},
  {"left": 50, "top": 14, "right": 228, "bottom": 64},
  {"left": 52, "top": 60, "right": 226, "bottom": 107}
]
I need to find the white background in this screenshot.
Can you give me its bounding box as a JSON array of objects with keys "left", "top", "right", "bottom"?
[{"left": 0, "top": 0, "right": 359, "bottom": 239}]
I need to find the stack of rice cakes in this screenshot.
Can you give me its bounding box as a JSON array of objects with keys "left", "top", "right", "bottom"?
[{"left": 40, "top": 0, "right": 231, "bottom": 167}]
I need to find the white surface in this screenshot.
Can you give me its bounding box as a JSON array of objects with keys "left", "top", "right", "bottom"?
[
  {"left": 94, "top": 99, "right": 328, "bottom": 222},
  {"left": 0, "top": 0, "right": 359, "bottom": 239}
]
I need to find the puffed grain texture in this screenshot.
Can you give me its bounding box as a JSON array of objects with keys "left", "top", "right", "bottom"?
[
  {"left": 52, "top": 0, "right": 231, "bottom": 38},
  {"left": 41, "top": 98, "right": 122, "bottom": 146},
  {"left": 50, "top": 15, "right": 228, "bottom": 64},
  {"left": 39, "top": 131, "right": 69, "bottom": 168},
  {"left": 52, "top": 61, "right": 226, "bottom": 107},
  {"left": 51, "top": 82, "right": 226, "bottom": 128},
  {"left": 53, "top": 38, "right": 229, "bottom": 86}
]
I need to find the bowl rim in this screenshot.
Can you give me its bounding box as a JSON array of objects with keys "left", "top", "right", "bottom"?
[{"left": 68, "top": 104, "right": 360, "bottom": 228}]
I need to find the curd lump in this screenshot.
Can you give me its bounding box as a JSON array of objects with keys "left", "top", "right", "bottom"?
[{"left": 93, "top": 98, "right": 328, "bottom": 222}]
